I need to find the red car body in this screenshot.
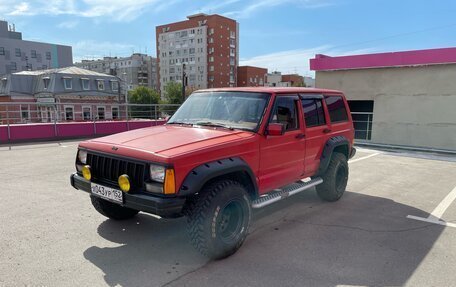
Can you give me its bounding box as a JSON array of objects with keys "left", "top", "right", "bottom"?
[{"left": 76, "top": 87, "right": 354, "bottom": 198}]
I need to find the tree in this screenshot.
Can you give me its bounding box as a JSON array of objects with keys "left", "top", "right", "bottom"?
[
  {"left": 163, "top": 81, "right": 184, "bottom": 105},
  {"left": 127, "top": 86, "right": 161, "bottom": 119}
]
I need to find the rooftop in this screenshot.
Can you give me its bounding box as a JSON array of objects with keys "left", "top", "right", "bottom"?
[
  {"left": 310, "top": 47, "right": 456, "bottom": 71},
  {"left": 14, "top": 66, "right": 114, "bottom": 77}
]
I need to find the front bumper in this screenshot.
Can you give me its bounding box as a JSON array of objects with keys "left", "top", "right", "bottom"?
[{"left": 70, "top": 173, "right": 186, "bottom": 218}]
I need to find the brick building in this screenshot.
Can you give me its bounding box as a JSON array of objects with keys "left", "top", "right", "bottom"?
[
  {"left": 237, "top": 66, "right": 267, "bottom": 87},
  {"left": 156, "top": 14, "right": 239, "bottom": 97},
  {"left": 281, "top": 74, "right": 305, "bottom": 86}
]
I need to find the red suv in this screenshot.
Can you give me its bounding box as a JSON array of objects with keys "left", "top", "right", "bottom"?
[{"left": 71, "top": 87, "right": 355, "bottom": 259}]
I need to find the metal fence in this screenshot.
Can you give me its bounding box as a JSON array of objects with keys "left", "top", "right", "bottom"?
[
  {"left": 351, "top": 112, "right": 373, "bottom": 140},
  {"left": 0, "top": 102, "right": 181, "bottom": 125}
]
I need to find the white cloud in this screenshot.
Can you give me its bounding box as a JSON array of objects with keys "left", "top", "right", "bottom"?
[
  {"left": 224, "top": 0, "right": 333, "bottom": 19},
  {"left": 240, "top": 46, "right": 378, "bottom": 76},
  {"left": 1, "top": 0, "right": 180, "bottom": 22},
  {"left": 57, "top": 20, "right": 79, "bottom": 29}
]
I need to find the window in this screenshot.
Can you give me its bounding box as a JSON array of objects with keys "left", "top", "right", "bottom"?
[
  {"left": 270, "top": 95, "right": 299, "bottom": 131},
  {"left": 209, "top": 66, "right": 214, "bottom": 72},
  {"left": 31, "top": 50, "right": 37, "bottom": 58},
  {"left": 209, "top": 56, "right": 214, "bottom": 62},
  {"left": 63, "top": 78, "right": 72, "bottom": 90},
  {"left": 301, "top": 98, "right": 326, "bottom": 127},
  {"left": 111, "top": 81, "right": 119, "bottom": 92},
  {"left": 81, "top": 78, "right": 90, "bottom": 90},
  {"left": 209, "top": 38, "right": 214, "bottom": 43},
  {"left": 43, "top": 78, "right": 50, "bottom": 89},
  {"left": 64, "top": 106, "right": 74, "bottom": 121},
  {"left": 97, "top": 107, "right": 105, "bottom": 120},
  {"left": 46, "top": 52, "right": 51, "bottom": 60},
  {"left": 21, "top": 105, "right": 30, "bottom": 121},
  {"left": 82, "top": 106, "right": 92, "bottom": 120},
  {"left": 15, "top": 48, "right": 21, "bottom": 57},
  {"left": 0, "top": 47, "right": 4, "bottom": 55},
  {"left": 10, "top": 62, "right": 17, "bottom": 71},
  {"left": 97, "top": 80, "right": 105, "bottom": 90},
  {"left": 42, "top": 65, "right": 47, "bottom": 69},
  {"left": 112, "top": 106, "right": 119, "bottom": 119},
  {"left": 324, "top": 95, "right": 348, "bottom": 123}
]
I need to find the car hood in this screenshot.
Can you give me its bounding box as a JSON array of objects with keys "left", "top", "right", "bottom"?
[{"left": 80, "top": 125, "right": 253, "bottom": 159}]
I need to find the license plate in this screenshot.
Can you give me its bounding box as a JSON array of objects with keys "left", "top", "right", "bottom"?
[{"left": 91, "top": 183, "right": 123, "bottom": 204}]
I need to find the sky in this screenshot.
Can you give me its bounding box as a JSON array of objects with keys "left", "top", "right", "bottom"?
[{"left": 2, "top": 0, "right": 456, "bottom": 76}]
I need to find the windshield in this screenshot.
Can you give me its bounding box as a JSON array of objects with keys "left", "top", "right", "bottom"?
[{"left": 168, "top": 92, "right": 270, "bottom": 131}]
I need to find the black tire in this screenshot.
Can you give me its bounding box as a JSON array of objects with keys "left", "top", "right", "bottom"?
[
  {"left": 316, "top": 152, "right": 349, "bottom": 202},
  {"left": 186, "top": 180, "right": 251, "bottom": 260},
  {"left": 90, "top": 196, "right": 139, "bottom": 220}
]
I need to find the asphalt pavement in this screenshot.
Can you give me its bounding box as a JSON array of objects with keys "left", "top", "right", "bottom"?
[{"left": 1, "top": 141, "right": 455, "bottom": 286}]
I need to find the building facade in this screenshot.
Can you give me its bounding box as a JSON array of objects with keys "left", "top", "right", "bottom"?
[
  {"left": 310, "top": 47, "right": 456, "bottom": 151},
  {"left": 0, "top": 67, "right": 122, "bottom": 124},
  {"left": 281, "top": 74, "right": 305, "bottom": 86},
  {"left": 237, "top": 66, "right": 267, "bottom": 87},
  {"left": 156, "top": 14, "right": 239, "bottom": 96},
  {"left": 0, "top": 20, "right": 72, "bottom": 76},
  {"left": 75, "top": 53, "right": 157, "bottom": 91}
]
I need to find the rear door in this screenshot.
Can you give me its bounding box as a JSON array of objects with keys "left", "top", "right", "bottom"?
[
  {"left": 259, "top": 94, "right": 305, "bottom": 193},
  {"left": 301, "top": 95, "right": 331, "bottom": 176}
]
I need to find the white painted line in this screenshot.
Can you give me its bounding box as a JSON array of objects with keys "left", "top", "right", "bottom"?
[
  {"left": 407, "top": 184, "right": 456, "bottom": 229},
  {"left": 406, "top": 215, "right": 456, "bottom": 228},
  {"left": 348, "top": 152, "right": 380, "bottom": 163},
  {"left": 430, "top": 185, "right": 456, "bottom": 219}
]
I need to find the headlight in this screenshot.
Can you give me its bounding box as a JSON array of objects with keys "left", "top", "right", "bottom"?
[
  {"left": 78, "top": 150, "right": 87, "bottom": 164},
  {"left": 150, "top": 165, "right": 165, "bottom": 182}
]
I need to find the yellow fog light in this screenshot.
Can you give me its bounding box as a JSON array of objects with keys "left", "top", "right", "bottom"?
[
  {"left": 118, "top": 174, "right": 131, "bottom": 192},
  {"left": 82, "top": 165, "right": 91, "bottom": 181},
  {"left": 164, "top": 169, "right": 176, "bottom": 195}
]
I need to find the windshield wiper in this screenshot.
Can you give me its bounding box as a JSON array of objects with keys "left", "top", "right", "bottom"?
[
  {"left": 195, "top": 121, "right": 234, "bottom": 130},
  {"left": 167, "top": 121, "right": 193, "bottom": 126}
]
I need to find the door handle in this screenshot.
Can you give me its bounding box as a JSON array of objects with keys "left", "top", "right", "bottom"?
[
  {"left": 296, "top": 133, "right": 305, "bottom": 139},
  {"left": 323, "top": 128, "right": 331, "bottom": 134}
]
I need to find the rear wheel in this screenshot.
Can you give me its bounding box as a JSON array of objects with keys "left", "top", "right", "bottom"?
[
  {"left": 316, "top": 152, "right": 348, "bottom": 202},
  {"left": 91, "top": 196, "right": 139, "bottom": 220},
  {"left": 186, "top": 180, "right": 251, "bottom": 260}
]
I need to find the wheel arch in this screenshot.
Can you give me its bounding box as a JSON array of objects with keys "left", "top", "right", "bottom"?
[
  {"left": 178, "top": 157, "right": 259, "bottom": 200},
  {"left": 316, "top": 136, "right": 349, "bottom": 176}
]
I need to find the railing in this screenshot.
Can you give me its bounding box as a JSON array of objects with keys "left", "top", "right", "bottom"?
[
  {"left": 351, "top": 112, "right": 373, "bottom": 140},
  {"left": 0, "top": 102, "right": 180, "bottom": 144},
  {"left": 0, "top": 102, "right": 180, "bottom": 125}
]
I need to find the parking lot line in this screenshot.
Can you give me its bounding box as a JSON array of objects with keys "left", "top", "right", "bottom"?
[
  {"left": 407, "top": 185, "right": 456, "bottom": 229},
  {"left": 348, "top": 152, "right": 380, "bottom": 163}
]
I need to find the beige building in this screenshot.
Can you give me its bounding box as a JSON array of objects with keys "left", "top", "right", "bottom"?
[{"left": 310, "top": 48, "right": 456, "bottom": 151}]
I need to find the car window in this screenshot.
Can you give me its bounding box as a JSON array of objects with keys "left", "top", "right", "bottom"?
[
  {"left": 324, "top": 95, "right": 348, "bottom": 123},
  {"left": 301, "top": 99, "right": 326, "bottom": 127},
  {"left": 269, "top": 95, "right": 299, "bottom": 131}
]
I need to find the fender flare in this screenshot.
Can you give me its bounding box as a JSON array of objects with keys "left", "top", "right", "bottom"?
[
  {"left": 178, "top": 157, "right": 259, "bottom": 198},
  {"left": 316, "top": 136, "right": 350, "bottom": 176}
]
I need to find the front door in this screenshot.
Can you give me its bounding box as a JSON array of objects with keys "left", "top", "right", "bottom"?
[{"left": 259, "top": 94, "right": 305, "bottom": 193}]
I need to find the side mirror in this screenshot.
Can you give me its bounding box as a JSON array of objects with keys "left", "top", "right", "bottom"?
[{"left": 267, "top": 123, "right": 285, "bottom": 136}]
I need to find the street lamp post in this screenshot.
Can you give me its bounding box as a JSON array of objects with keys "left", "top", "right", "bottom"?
[{"left": 182, "top": 63, "right": 186, "bottom": 102}]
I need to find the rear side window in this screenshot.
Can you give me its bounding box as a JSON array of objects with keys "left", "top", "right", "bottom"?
[
  {"left": 270, "top": 95, "right": 299, "bottom": 131},
  {"left": 301, "top": 99, "right": 326, "bottom": 127},
  {"left": 324, "top": 95, "right": 348, "bottom": 123}
]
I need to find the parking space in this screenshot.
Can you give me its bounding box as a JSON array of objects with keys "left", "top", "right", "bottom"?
[{"left": 0, "top": 142, "right": 455, "bottom": 286}]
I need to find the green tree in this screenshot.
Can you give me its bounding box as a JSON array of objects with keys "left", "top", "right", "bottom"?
[
  {"left": 163, "top": 81, "right": 184, "bottom": 105},
  {"left": 127, "top": 86, "right": 161, "bottom": 119}
]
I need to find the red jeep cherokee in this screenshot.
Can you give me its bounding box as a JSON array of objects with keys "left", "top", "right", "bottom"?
[{"left": 71, "top": 87, "right": 355, "bottom": 259}]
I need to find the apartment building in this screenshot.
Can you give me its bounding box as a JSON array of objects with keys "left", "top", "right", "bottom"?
[
  {"left": 156, "top": 14, "right": 239, "bottom": 96},
  {"left": 0, "top": 20, "right": 72, "bottom": 76},
  {"left": 237, "top": 66, "right": 267, "bottom": 87},
  {"left": 75, "top": 53, "right": 157, "bottom": 91}
]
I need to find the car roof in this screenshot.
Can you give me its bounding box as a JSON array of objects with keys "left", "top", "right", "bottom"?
[{"left": 195, "top": 87, "right": 343, "bottom": 95}]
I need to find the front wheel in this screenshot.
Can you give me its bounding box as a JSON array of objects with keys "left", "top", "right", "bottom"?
[
  {"left": 316, "top": 152, "right": 349, "bottom": 202},
  {"left": 186, "top": 180, "right": 251, "bottom": 260}
]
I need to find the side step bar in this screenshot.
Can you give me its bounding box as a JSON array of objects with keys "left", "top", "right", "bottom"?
[{"left": 252, "top": 177, "right": 323, "bottom": 209}]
